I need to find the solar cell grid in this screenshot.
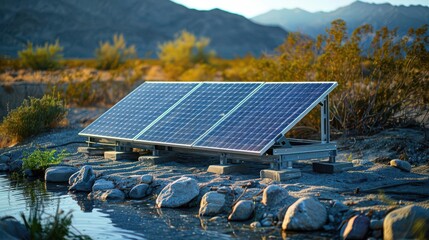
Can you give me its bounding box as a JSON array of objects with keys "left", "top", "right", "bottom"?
[
  {"left": 193, "top": 83, "right": 336, "bottom": 154},
  {"left": 136, "top": 83, "right": 261, "bottom": 145},
  {"left": 79, "top": 82, "right": 198, "bottom": 139}
]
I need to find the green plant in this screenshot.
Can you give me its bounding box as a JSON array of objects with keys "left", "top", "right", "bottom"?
[
  {"left": 21, "top": 201, "right": 91, "bottom": 240},
  {"left": 158, "top": 31, "right": 215, "bottom": 80},
  {"left": 18, "top": 40, "right": 63, "bottom": 70},
  {"left": 0, "top": 92, "right": 67, "bottom": 142},
  {"left": 95, "top": 34, "right": 137, "bottom": 70},
  {"left": 22, "top": 149, "right": 68, "bottom": 171}
]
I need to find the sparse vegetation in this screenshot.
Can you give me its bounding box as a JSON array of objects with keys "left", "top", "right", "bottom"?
[
  {"left": 95, "top": 34, "right": 137, "bottom": 70},
  {"left": 22, "top": 148, "right": 68, "bottom": 171},
  {"left": 157, "top": 31, "right": 216, "bottom": 80},
  {"left": 18, "top": 40, "right": 63, "bottom": 70},
  {"left": 0, "top": 92, "right": 67, "bottom": 144},
  {"left": 21, "top": 201, "right": 91, "bottom": 240}
]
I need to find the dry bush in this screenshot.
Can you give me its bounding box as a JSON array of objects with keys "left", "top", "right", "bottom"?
[
  {"left": 0, "top": 92, "right": 67, "bottom": 143},
  {"left": 18, "top": 40, "right": 63, "bottom": 70},
  {"left": 95, "top": 34, "right": 137, "bottom": 70}
]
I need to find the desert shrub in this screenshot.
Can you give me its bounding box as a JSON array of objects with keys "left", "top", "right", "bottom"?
[
  {"left": 179, "top": 63, "right": 217, "bottom": 81},
  {"left": 22, "top": 149, "right": 67, "bottom": 171},
  {"left": 95, "top": 34, "right": 137, "bottom": 70},
  {"left": 0, "top": 92, "right": 67, "bottom": 142},
  {"left": 18, "top": 40, "right": 63, "bottom": 70},
  {"left": 21, "top": 201, "right": 91, "bottom": 240},
  {"left": 158, "top": 31, "right": 215, "bottom": 80}
]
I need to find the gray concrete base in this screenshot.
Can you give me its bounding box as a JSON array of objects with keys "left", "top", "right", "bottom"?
[
  {"left": 260, "top": 169, "right": 302, "bottom": 181},
  {"left": 312, "top": 162, "right": 353, "bottom": 173},
  {"left": 78, "top": 147, "right": 108, "bottom": 156},
  {"left": 207, "top": 164, "right": 243, "bottom": 174},
  {"left": 138, "top": 155, "right": 174, "bottom": 165},
  {"left": 104, "top": 151, "right": 140, "bottom": 161}
]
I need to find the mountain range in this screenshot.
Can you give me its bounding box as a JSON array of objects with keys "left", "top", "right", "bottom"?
[
  {"left": 252, "top": 1, "right": 429, "bottom": 38},
  {"left": 0, "top": 0, "right": 287, "bottom": 58}
]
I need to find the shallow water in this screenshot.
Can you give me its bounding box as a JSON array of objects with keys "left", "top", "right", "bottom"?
[{"left": 0, "top": 174, "right": 334, "bottom": 240}]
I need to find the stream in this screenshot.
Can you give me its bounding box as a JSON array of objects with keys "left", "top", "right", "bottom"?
[{"left": 0, "top": 174, "right": 334, "bottom": 239}]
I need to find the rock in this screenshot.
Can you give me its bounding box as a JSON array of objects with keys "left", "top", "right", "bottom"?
[
  {"left": 92, "top": 179, "right": 115, "bottom": 191},
  {"left": 45, "top": 166, "right": 79, "bottom": 183},
  {"left": 328, "top": 214, "right": 335, "bottom": 223},
  {"left": 129, "top": 184, "right": 150, "bottom": 199},
  {"left": 352, "top": 159, "right": 372, "bottom": 166},
  {"left": 261, "top": 219, "right": 272, "bottom": 227},
  {"left": 390, "top": 159, "right": 411, "bottom": 172},
  {"left": 156, "top": 177, "right": 199, "bottom": 208},
  {"left": 330, "top": 201, "right": 349, "bottom": 214},
  {"left": 199, "top": 191, "right": 226, "bottom": 216},
  {"left": 261, "top": 185, "right": 288, "bottom": 208},
  {"left": 0, "top": 216, "right": 30, "bottom": 240},
  {"left": 341, "top": 214, "right": 370, "bottom": 240},
  {"left": 100, "top": 189, "right": 125, "bottom": 201},
  {"left": 9, "top": 160, "right": 22, "bottom": 171},
  {"left": 369, "top": 219, "right": 383, "bottom": 230},
  {"left": 69, "top": 166, "right": 96, "bottom": 192},
  {"left": 217, "top": 186, "right": 231, "bottom": 194},
  {"left": 115, "top": 176, "right": 140, "bottom": 190},
  {"left": 0, "top": 163, "right": 9, "bottom": 171},
  {"left": 250, "top": 221, "right": 261, "bottom": 228},
  {"left": 139, "top": 174, "right": 153, "bottom": 184},
  {"left": 384, "top": 205, "right": 429, "bottom": 240},
  {"left": 0, "top": 155, "right": 11, "bottom": 164},
  {"left": 228, "top": 200, "right": 254, "bottom": 221},
  {"left": 282, "top": 197, "right": 327, "bottom": 231}
]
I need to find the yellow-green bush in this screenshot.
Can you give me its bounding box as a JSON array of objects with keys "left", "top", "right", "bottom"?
[
  {"left": 0, "top": 92, "right": 67, "bottom": 142},
  {"left": 158, "top": 31, "right": 215, "bottom": 80},
  {"left": 22, "top": 149, "right": 67, "bottom": 171},
  {"left": 95, "top": 34, "right": 137, "bottom": 70},
  {"left": 18, "top": 40, "right": 63, "bottom": 70}
]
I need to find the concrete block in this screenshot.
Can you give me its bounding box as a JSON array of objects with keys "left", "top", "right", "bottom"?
[
  {"left": 104, "top": 151, "right": 140, "bottom": 161},
  {"left": 312, "top": 162, "right": 353, "bottom": 173},
  {"left": 78, "top": 147, "right": 107, "bottom": 156},
  {"left": 138, "top": 155, "right": 173, "bottom": 165},
  {"left": 207, "top": 165, "right": 243, "bottom": 174},
  {"left": 260, "top": 169, "right": 301, "bottom": 181}
]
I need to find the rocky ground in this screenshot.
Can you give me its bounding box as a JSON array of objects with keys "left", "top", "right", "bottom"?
[{"left": 0, "top": 108, "right": 428, "bottom": 239}]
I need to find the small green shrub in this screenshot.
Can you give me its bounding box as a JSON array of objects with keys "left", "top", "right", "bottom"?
[
  {"left": 18, "top": 40, "right": 63, "bottom": 70},
  {"left": 21, "top": 201, "right": 91, "bottom": 240},
  {"left": 95, "top": 34, "right": 137, "bottom": 70},
  {"left": 22, "top": 149, "right": 67, "bottom": 171},
  {"left": 0, "top": 93, "right": 67, "bottom": 142}
]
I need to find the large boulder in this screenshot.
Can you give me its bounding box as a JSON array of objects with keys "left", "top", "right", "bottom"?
[
  {"left": 261, "top": 185, "right": 289, "bottom": 208},
  {"left": 69, "top": 166, "right": 96, "bottom": 192},
  {"left": 9, "top": 160, "right": 22, "bottom": 172},
  {"left": 0, "top": 216, "right": 29, "bottom": 240},
  {"left": 199, "top": 191, "right": 226, "bottom": 216},
  {"left": 0, "top": 155, "right": 11, "bottom": 164},
  {"left": 92, "top": 179, "right": 115, "bottom": 192},
  {"left": 341, "top": 214, "right": 370, "bottom": 240},
  {"left": 228, "top": 200, "right": 254, "bottom": 221},
  {"left": 384, "top": 205, "right": 429, "bottom": 240},
  {"left": 282, "top": 197, "right": 327, "bottom": 231},
  {"left": 129, "top": 184, "right": 150, "bottom": 199},
  {"left": 156, "top": 177, "right": 199, "bottom": 208},
  {"left": 45, "top": 166, "right": 79, "bottom": 183},
  {"left": 390, "top": 159, "right": 411, "bottom": 172}
]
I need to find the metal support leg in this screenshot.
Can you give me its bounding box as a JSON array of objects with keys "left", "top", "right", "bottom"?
[
  {"left": 321, "top": 96, "right": 330, "bottom": 144},
  {"left": 220, "top": 153, "right": 228, "bottom": 165},
  {"left": 286, "top": 161, "right": 293, "bottom": 169},
  {"left": 329, "top": 150, "right": 336, "bottom": 163},
  {"left": 152, "top": 150, "right": 159, "bottom": 156}
]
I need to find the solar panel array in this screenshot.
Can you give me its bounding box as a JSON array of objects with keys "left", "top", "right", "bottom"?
[{"left": 80, "top": 82, "right": 337, "bottom": 155}]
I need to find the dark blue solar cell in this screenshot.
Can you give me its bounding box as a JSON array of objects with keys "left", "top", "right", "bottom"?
[
  {"left": 137, "top": 83, "right": 261, "bottom": 145},
  {"left": 79, "top": 82, "right": 198, "bottom": 139},
  {"left": 194, "top": 83, "right": 336, "bottom": 154}
]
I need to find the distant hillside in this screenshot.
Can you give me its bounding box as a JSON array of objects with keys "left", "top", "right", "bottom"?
[
  {"left": 0, "top": 0, "right": 287, "bottom": 58},
  {"left": 252, "top": 1, "right": 429, "bottom": 37}
]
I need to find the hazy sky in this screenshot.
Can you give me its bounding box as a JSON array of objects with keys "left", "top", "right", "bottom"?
[{"left": 171, "top": 0, "right": 429, "bottom": 17}]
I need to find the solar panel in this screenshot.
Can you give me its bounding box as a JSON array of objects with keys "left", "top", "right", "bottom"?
[
  {"left": 193, "top": 83, "right": 336, "bottom": 155},
  {"left": 79, "top": 82, "right": 199, "bottom": 140},
  {"left": 135, "top": 83, "right": 261, "bottom": 146},
  {"left": 79, "top": 81, "right": 337, "bottom": 156}
]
